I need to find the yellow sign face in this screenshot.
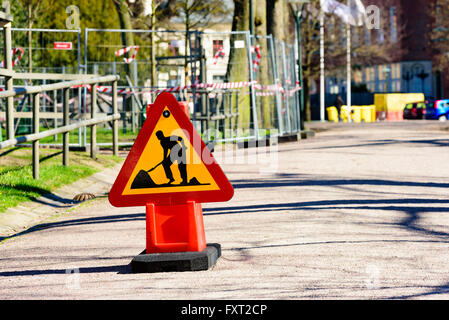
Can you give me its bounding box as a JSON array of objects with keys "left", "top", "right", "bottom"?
[{"left": 122, "top": 107, "right": 219, "bottom": 195}]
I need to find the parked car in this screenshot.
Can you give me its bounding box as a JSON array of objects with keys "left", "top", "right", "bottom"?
[
  {"left": 403, "top": 102, "right": 427, "bottom": 120},
  {"left": 425, "top": 99, "right": 449, "bottom": 121}
]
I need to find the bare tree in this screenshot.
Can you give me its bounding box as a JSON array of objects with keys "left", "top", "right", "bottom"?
[{"left": 429, "top": 0, "right": 449, "bottom": 71}]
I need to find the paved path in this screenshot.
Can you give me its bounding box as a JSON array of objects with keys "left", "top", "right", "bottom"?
[{"left": 1, "top": 121, "right": 449, "bottom": 299}]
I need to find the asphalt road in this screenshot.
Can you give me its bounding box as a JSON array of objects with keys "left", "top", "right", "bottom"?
[{"left": 1, "top": 121, "right": 449, "bottom": 299}]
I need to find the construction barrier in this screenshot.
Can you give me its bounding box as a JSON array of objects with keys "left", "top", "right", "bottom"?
[
  {"left": 351, "top": 105, "right": 376, "bottom": 123},
  {"left": 374, "top": 93, "right": 425, "bottom": 121},
  {"left": 328, "top": 105, "right": 376, "bottom": 123},
  {"left": 327, "top": 106, "right": 339, "bottom": 123},
  {"left": 109, "top": 93, "right": 234, "bottom": 273}
]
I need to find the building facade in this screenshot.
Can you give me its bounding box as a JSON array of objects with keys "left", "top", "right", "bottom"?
[{"left": 328, "top": 0, "right": 441, "bottom": 99}]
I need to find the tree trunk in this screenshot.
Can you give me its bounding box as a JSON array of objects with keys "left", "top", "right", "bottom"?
[
  {"left": 149, "top": 3, "right": 156, "bottom": 91},
  {"left": 114, "top": 0, "right": 136, "bottom": 115},
  {"left": 226, "top": 0, "right": 250, "bottom": 82},
  {"left": 185, "top": 7, "right": 190, "bottom": 92},
  {"left": 266, "top": 0, "right": 286, "bottom": 42},
  {"left": 304, "top": 77, "right": 311, "bottom": 122},
  {"left": 254, "top": 0, "right": 272, "bottom": 130},
  {"left": 114, "top": 0, "right": 136, "bottom": 83},
  {"left": 226, "top": 0, "right": 251, "bottom": 128}
]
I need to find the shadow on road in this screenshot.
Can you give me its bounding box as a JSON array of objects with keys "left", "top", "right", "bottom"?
[
  {"left": 2, "top": 175, "right": 449, "bottom": 242},
  {"left": 387, "top": 282, "right": 449, "bottom": 299},
  {"left": 0, "top": 264, "right": 132, "bottom": 277},
  {"left": 204, "top": 198, "right": 449, "bottom": 239},
  {"left": 0, "top": 213, "right": 145, "bottom": 242},
  {"left": 232, "top": 177, "right": 449, "bottom": 189}
]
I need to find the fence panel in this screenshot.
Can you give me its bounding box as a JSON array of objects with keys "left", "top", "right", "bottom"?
[
  {"left": 273, "top": 39, "right": 302, "bottom": 135},
  {"left": 252, "top": 35, "right": 283, "bottom": 137},
  {"left": 194, "top": 31, "right": 256, "bottom": 143},
  {"left": 284, "top": 43, "right": 300, "bottom": 133},
  {"left": 0, "top": 27, "right": 303, "bottom": 145},
  {"left": 85, "top": 29, "right": 191, "bottom": 89},
  {"left": 85, "top": 29, "right": 196, "bottom": 139},
  {"left": 0, "top": 28, "right": 82, "bottom": 140},
  {"left": 0, "top": 27, "right": 81, "bottom": 75}
]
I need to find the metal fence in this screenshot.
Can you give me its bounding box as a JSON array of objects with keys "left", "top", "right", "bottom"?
[
  {"left": 0, "top": 27, "right": 81, "bottom": 75},
  {"left": 84, "top": 28, "right": 194, "bottom": 143},
  {"left": 0, "top": 27, "right": 302, "bottom": 146},
  {"left": 0, "top": 28, "right": 82, "bottom": 140},
  {"left": 194, "top": 31, "right": 256, "bottom": 142},
  {"left": 274, "top": 40, "right": 300, "bottom": 134}
]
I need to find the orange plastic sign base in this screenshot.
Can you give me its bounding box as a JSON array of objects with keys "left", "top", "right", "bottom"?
[{"left": 146, "top": 201, "right": 206, "bottom": 253}]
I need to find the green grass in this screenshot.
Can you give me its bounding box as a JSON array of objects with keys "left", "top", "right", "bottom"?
[{"left": 0, "top": 147, "right": 123, "bottom": 213}]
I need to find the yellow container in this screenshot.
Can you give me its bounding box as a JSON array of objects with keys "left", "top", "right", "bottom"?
[
  {"left": 361, "top": 105, "right": 376, "bottom": 122},
  {"left": 340, "top": 106, "right": 350, "bottom": 122},
  {"left": 327, "top": 106, "right": 339, "bottom": 122},
  {"left": 351, "top": 107, "right": 362, "bottom": 123},
  {"left": 374, "top": 93, "right": 425, "bottom": 114},
  {"left": 339, "top": 105, "right": 377, "bottom": 123}
]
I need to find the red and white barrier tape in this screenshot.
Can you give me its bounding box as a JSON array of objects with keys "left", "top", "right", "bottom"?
[
  {"left": 213, "top": 47, "right": 225, "bottom": 65},
  {"left": 255, "top": 83, "right": 284, "bottom": 93},
  {"left": 150, "top": 81, "right": 257, "bottom": 94},
  {"left": 250, "top": 45, "right": 261, "bottom": 72},
  {"left": 96, "top": 85, "right": 130, "bottom": 95},
  {"left": 70, "top": 81, "right": 256, "bottom": 96},
  {"left": 0, "top": 47, "right": 24, "bottom": 68},
  {"left": 74, "top": 80, "right": 301, "bottom": 96},
  {"left": 255, "top": 84, "right": 302, "bottom": 97},
  {"left": 197, "top": 81, "right": 256, "bottom": 90},
  {"left": 71, "top": 84, "right": 132, "bottom": 97},
  {"left": 0, "top": 80, "right": 300, "bottom": 100},
  {"left": 115, "top": 46, "right": 140, "bottom": 64}
]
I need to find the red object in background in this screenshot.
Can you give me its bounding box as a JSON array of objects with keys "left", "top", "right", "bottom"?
[
  {"left": 386, "top": 111, "right": 404, "bottom": 121},
  {"left": 53, "top": 42, "right": 72, "bottom": 50}
]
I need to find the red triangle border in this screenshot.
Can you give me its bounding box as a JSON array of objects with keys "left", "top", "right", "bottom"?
[{"left": 108, "top": 92, "right": 234, "bottom": 207}]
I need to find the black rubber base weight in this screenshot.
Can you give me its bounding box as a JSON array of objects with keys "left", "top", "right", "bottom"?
[{"left": 131, "top": 243, "right": 221, "bottom": 273}]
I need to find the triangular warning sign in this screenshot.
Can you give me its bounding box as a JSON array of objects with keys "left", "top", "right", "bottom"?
[{"left": 109, "top": 92, "right": 234, "bottom": 207}]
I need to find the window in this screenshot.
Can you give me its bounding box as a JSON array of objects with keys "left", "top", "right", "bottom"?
[
  {"left": 365, "top": 28, "right": 371, "bottom": 45},
  {"left": 390, "top": 7, "right": 397, "bottom": 43},
  {"left": 212, "top": 40, "right": 224, "bottom": 56},
  {"left": 417, "top": 103, "right": 426, "bottom": 109},
  {"left": 328, "top": 19, "right": 335, "bottom": 52},
  {"left": 353, "top": 27, "right": 359, "bottom": 47},
  {"left": 340, "top": 23, "right": 346, "bottom": 48},
  {"left": 378, "top": 25, "right": 385, "bottom": 44},
  {"left": 168, "top": 40, "right": 185, "bottom": 56}
]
